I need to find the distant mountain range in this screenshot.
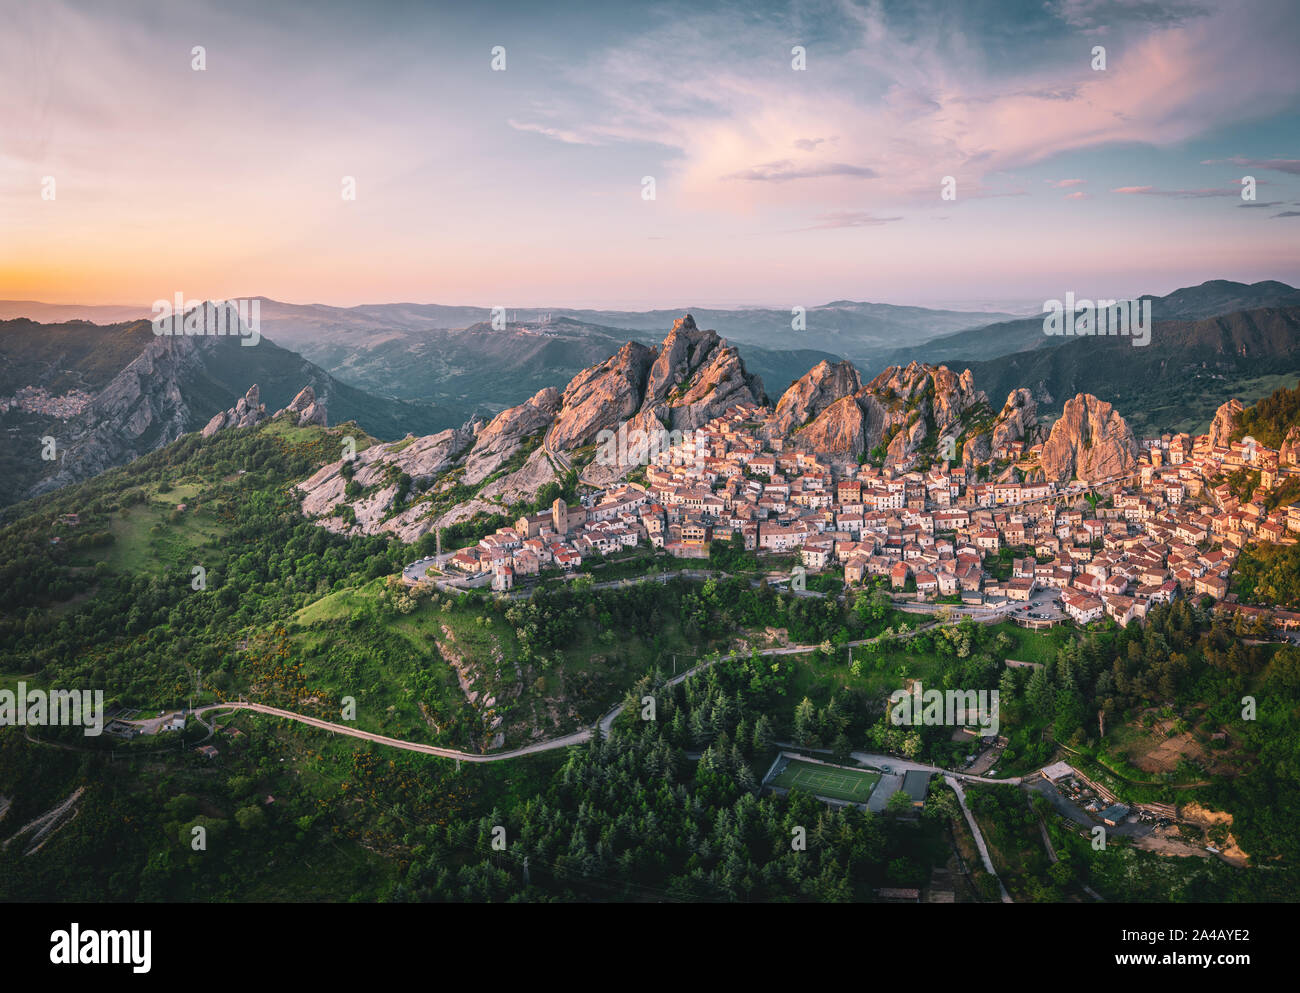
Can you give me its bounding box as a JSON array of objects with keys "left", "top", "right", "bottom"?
[
  {"left": 874, "top": 279, "right": 1300, "bottom": 370},
  {"left": 960, "top": 305, "right": 1300, "bottom": 435},
  {"left": 2, "top": 279, "right": 1297, "bottom": 508},
  {"left": 0, "top": 317, "right": 460, "bottom": 507},
  {"left": 1, "top": 296, "right": 1020, "bottom": 409}
]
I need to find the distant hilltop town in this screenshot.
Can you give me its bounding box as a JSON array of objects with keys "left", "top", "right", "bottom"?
[{"left": 1, "top": 386, "right": 94, "bottom": 420}]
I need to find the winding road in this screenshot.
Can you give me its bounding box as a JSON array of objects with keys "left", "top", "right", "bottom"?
[{"left": 198, "top": 620, "right": 952, "bottom": 764}]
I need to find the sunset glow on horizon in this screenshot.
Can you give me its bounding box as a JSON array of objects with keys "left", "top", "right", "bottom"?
[{"left": 3, "top": 0, "right": 1299, "bottom": 309}]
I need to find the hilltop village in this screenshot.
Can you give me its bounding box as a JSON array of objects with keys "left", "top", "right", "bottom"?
[{"left": 438, "top": 398, "right": 1300, "bottom": 632}]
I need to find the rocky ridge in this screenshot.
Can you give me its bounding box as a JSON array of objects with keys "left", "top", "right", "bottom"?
[
  {"left": 294, "top": 318, "right": 1154, "bottom": 540},
  {"left": 297, "top": 315, "right": 768, "bottom": 539},
  {"left": 1038, "top": 393, "right": 1140, "bottom": 484}
]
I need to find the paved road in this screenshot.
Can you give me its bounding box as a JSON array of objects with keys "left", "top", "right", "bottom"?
[
  {"left": 194, "top": 700, "right": 593, "bottom": 763},
  {"left": 850, "top": 751, "right": 1023, "bottom": 787},
  {"left": 196, "top": 620, "right": 956, "bottom": 763},
  {"left": 946, "top": 774, "right": 1013, "bottom": 903}
]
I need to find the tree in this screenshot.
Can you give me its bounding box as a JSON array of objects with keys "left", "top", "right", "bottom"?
[
  {"left": 885, "top": 790, "right": 913, "bottom": 816},
  {"left": 751, "top": 714, "right": 775, "bottom": 754},
  {"left": 1027, "top": 666, "right": 1055, "bottom": 717},
  {"left": 793, "top": 697, "right": 820, "bottom": 749},
  {"left": 235, "top": 804, "right": 266, "bottom": 831},
  {"left": 830, "top": 732, "right": 852, "bottom": 764}
]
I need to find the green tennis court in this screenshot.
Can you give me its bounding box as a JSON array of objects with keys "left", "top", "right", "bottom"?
[{"left": 767, "top": 758, "right": 881, "bottom": 803}]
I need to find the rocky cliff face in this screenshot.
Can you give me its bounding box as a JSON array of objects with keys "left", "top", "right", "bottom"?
[
  {"left": 961, "top": 388, "right": 1041, "bottom": 468},
  {"left": 1281, "top": 425, "right": 1300, "bottom": 467},
  {"left": 865, "top": 362, "right": 984, "bottom": 436},
  {"left": 544, "top": 341, "right": 655, "bottom": 452},
  {"left": 798, "top": 395, "right": 867, "bottom": 453},
  {"left": 276, "top": 385, "right": 328, "bottom": 427},
  {"left": 298, "top": 423, "right": 477, "bottom": 541},
  {"left": 464, "top": 388, "right": 560, "bottom": 486},
  {"left": 19, "top": 312, "right": 438, "bottom": 503},
  {"left": 991, "top": 388, "right": 1040, "bottom": 451},
  {"left": 543, "top": 314, "right": 766, "bottom": 451},
  {"left": 203, "top": 384, "right": 269, "bottom": 437},
  {"left": 1208, "top": 397, "right": 1244, "bottom": 449},
  {"left": 29, "top": 334, "right": 223, "bottom": 496},
  {"left": 766, "top": 359, "right": 989, "bottom": 461},
  {"left": 296, "top": 314, "right": 767, "bottom": 538},
  {"left": 767, "top": 359, "right": 862, "bottom": 438},
  {"left": 1039, "top": 393, "right": 1140, "bottom": 484},
  {"left": 643, "top": 318, "right": 765, "bottom": 432}
]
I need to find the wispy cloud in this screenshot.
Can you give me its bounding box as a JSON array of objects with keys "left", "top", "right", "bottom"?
[
  {"left": 1047, "top": 0, "right": 1211, "bottom": 32},
  {"left": 1049, "top": 179, "right": 1087, "bottom": 188},
  {"left": 1202, "top": 156, "right": 1300, "bottom": 175},
  {"left": 722, "top": 161, "right": 878, "bottom": 183},
  {"left": 1111, "top": 185, "right": 1236, "bottom": 197},
  {"left": 534, "top": 1, "right": 1300, "bottom": 215},
  {"left": 801, "top": 211, "right": 903, "bottom": 230},
  {"left": 507, "top": 119, "right": 603, "bottom": 146}
]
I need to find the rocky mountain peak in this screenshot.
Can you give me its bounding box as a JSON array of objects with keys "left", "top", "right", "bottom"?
[
  {"left": 671, "top": 313, "right": 698, "bottom": 334},
  {"left": 1039, "top": 392, "right": 1139, "bottom": 484},
  {"left": 276, "top": 385, "right": 328, "bottom": 427},
  {"left": 1208, "top": 397, "right": 1244, "bottom": 449},
  {"left": 202, "top": 384, "right": 269, "bottom": 437},
  {"left": 769, "top": 359, "right": 862, "bottom": 437}
]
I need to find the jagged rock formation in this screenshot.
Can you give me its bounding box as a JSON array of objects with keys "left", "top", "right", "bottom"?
[
  {"left": 961, "top": 388, "right": 1041, "bottom": 467},
  {"left": 772, "top": 359, "right": 987, "bottom": 460},
  {"left": 1039, "top": 393, "right": 1140, "bottom": 484},
  {"left": 538, "top": 314, "right": 766, "bottom": 459},
  {"left": 766, "top": 359, "right": 862, "bottom": 438},
  {"left": 296, "top": 314, "right": 767, "bottom": 538},
  {"left": 30, "top": 334, "right": 226, "bottom": 496},
  {"left": 867, "top": 363, "right": 983, "bottom": 434},
  {"left": 1281, "top": 425, "right": 1300, "bottom": 467},
  {"left": 463, "top": 387, "right": 560, "bottom": 486},
  {"left": 298, "top": 424, "right": 477, "bottom": 541},
  {"left": 16, "top": 312, "right": 461, "bottom": 504},
  {"left": 630, "top": 316, "right": 765, "bottom": 435},
  {"left": 991, "top": 388, "right": 1040, "bottom": 451},
  {"left": 1208, "top": 397, "right": 1243, "bottom": 449},
  {"left": 276, "top": 386, "right": 328, "bottom": 427},
  {"left": 798, "top": 395, "right": 868, "bottom": 453},
  {"left": 545, "top": 341, "right": 656, "bottom": 452},
  {"left": 202, "top": 385, "right": 268, "bottom": 437}
]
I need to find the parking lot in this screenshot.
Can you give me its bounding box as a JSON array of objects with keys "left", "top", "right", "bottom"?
[{"left": 1008, "top": 588, "right": 1065, "bottom": 623}]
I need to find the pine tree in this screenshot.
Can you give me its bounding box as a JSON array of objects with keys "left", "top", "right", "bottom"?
[{"left": 793, "top": 696, "right": 820, "bottom": 749}]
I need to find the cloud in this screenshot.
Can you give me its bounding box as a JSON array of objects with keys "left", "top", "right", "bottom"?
[
  {"left": 1202, "top": 156, "right": 1300, "bottom": 176},
  {"left": 507, "top": 119, "right": 603, "bottom": 146},
  {"left": 1049, "top": 179, "right": 1087, "bottom": 188},
  {"left": 1111, "top": 185, "right": 1236, "bottom": 197},
  {"left": 801, "top": 211, "right": 904, "bottom": 230},
  {"left": 1048, "top": 0, "right": 1210, "bottom": 31},
  {"left": 1237, "top": 201, "right": 1284, "bottom": 208},
  {"left": 1065, "top": 191, "right": 1090, "bottom": 199},
  {"left": 722, "top": 161, "right": 878, "bottom": 183},
  {"left": 529, "top": 1, "right": 1300, "bottom": 213},
  {"left": 1272, "top": 210, "right": 1300, "bottom": 218}
]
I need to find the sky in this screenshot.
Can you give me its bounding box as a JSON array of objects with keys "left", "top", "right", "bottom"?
[{"left": 2, "top": 0, "right": 1299, "bottom": 309}]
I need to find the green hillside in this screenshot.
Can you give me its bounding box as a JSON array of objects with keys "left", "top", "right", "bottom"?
[{"left": 959, "top": 307, "right": 1300, "bottom": 434}]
